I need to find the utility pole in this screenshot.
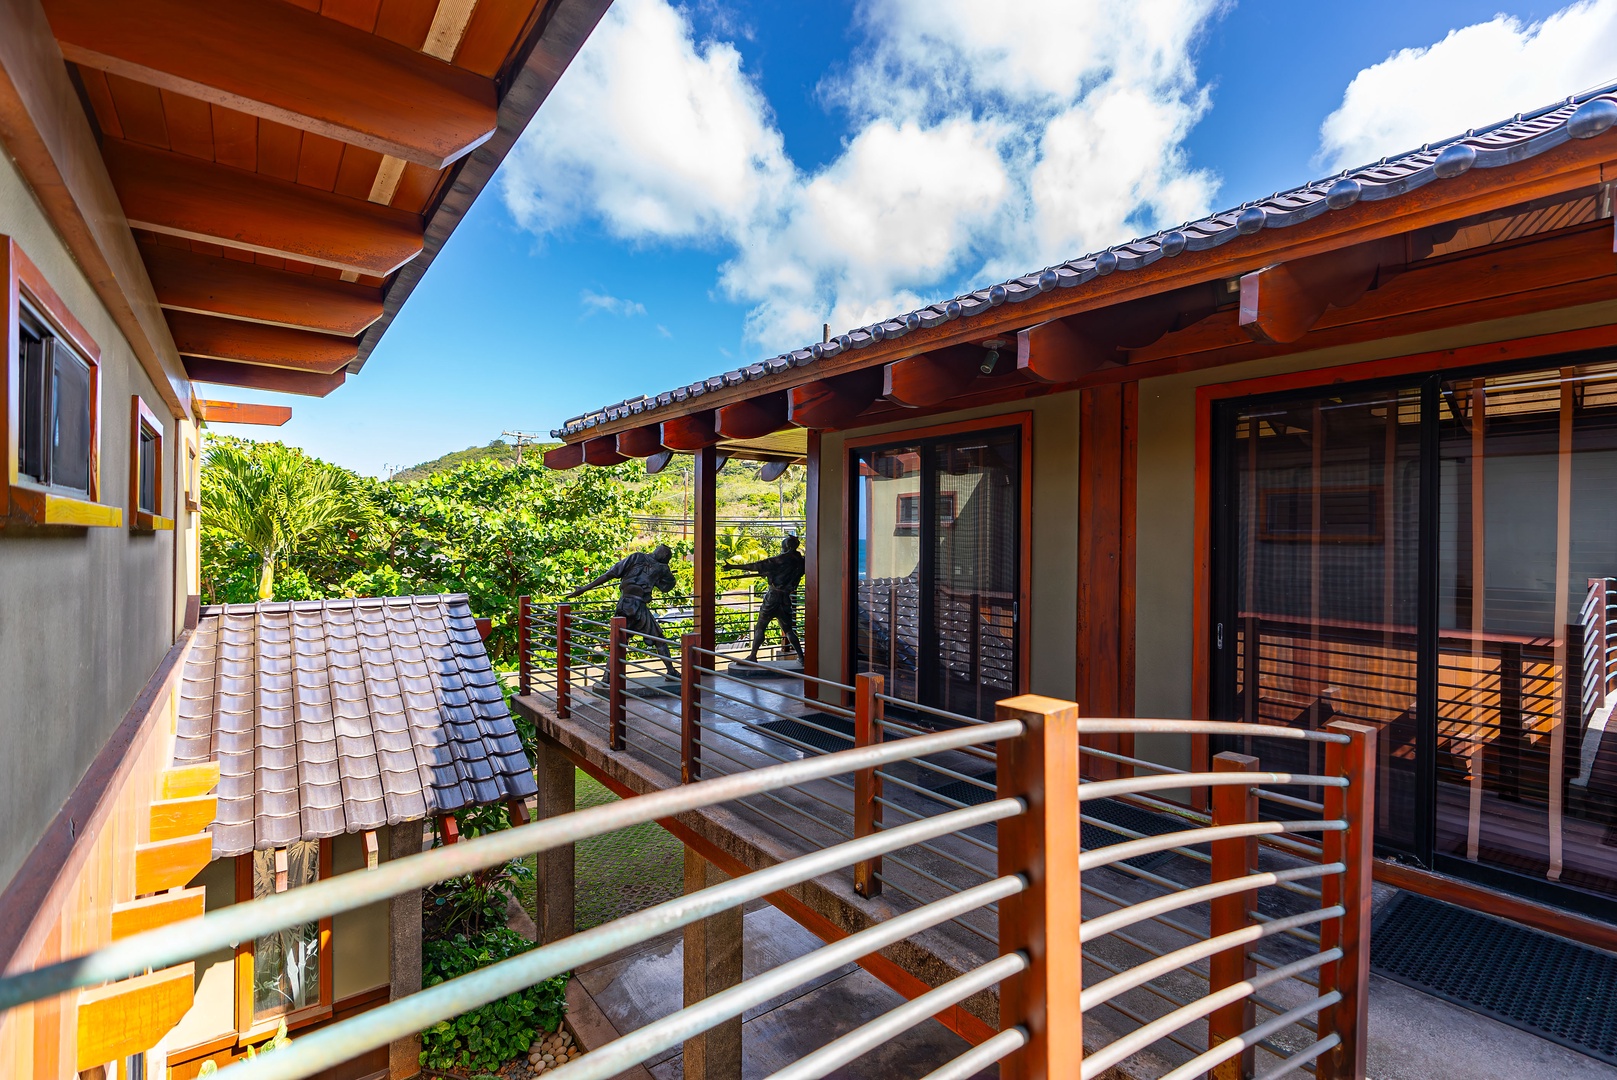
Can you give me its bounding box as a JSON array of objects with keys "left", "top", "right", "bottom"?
[{"left": 502, "top": 430, "right": 544, "bottom": 465}]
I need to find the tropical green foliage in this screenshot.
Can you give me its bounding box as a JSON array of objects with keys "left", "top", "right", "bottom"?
[
  {"left": 419, "top": 929, "right": 567, "bottom": 1073},
  {"left": 199, "top": 437, "right": 652, "bottom": 662},
  {"left": 202, "top": 439, "right": 367, "bottom": 599}
]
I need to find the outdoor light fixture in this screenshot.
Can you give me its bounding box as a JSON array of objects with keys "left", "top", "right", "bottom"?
[{"left": 979, "top": 339, "right": 1006, "bottom": 374}]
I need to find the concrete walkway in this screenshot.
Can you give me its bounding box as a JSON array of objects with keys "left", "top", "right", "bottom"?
[{"left": 567, "top": 903, "right": 991, "bottom": 1080}]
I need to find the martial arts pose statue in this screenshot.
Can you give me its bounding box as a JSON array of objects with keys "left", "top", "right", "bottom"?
[
  {"left": 566, "top": 543, "right": 679, "bottom": 679},
  {"left": 726, "top": 535, "right": 806, "bottom": 665}
]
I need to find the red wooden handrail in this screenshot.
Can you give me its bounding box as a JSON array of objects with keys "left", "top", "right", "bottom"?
[
  {"left": 555, "top": 603, "right": 572, "bottom": 721},
  {"left": 1319, "top": 720, "right": 1377, "bottom": 1080}
]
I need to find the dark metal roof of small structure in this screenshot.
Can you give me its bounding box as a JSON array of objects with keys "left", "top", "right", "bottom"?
[
  {"left": 552, "top": 87, "right": 1617, "bottom": 439},
  {"left": 176, "top": 594, "right": 535, "bottom": 858}
]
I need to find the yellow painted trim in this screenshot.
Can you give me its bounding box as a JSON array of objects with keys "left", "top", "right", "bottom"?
[
  {"left": 148, "top": 794, "right": 217, "bottom": 841},
  {"left": 77, "top": 964, "right": 195, "bottom": 1071},
  {"left": 1, "top": 484, "right": 123, "bottom": 527},
  {"left": 161, "top": 761, "right": 220, "bottom": 799},
  {"left": 132, "top": 510, "right": 175, "bottom": 531},
  {"left": 111, "top": 888, "right": 205, "bottom": 940},
  {"left": 134, "top": 833, "right": 212, "bottom": 894}
]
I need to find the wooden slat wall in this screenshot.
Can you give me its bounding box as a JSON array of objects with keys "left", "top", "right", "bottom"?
[{"left": 0, "top": 637, "right": 204, "bottom": 1077}]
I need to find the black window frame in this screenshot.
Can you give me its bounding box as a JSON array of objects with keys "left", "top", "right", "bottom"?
[{"left": 16, "top": 299, "right": 94, "bottom": 497}]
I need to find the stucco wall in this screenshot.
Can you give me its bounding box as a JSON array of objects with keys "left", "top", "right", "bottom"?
[
  {"left": 815, "top": 392, "right": 1082, "bottom": 701},
  {"left": 1132, "top": 296, "right": 1617, "bottom": 770},
  {"left": 0, "top": 146, "right": 191, "bottom": 889}
]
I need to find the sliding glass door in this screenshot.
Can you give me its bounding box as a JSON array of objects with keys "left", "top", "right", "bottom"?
[
  {"left": 852, "top": 424, "right": 1023, "bottom": 722},
  {"left": 1213, "top": 358, "right": 1617, "bottom": 916}
]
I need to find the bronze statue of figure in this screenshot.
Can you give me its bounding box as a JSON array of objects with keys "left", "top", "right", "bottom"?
[
  {"left": 726, "top": 535, "right": 806, "bottom": 664},
  {"left": 566, "top": 543, "right": 679, "bottom": 679}
]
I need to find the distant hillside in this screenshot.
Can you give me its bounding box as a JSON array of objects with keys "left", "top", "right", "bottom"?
[{"left": 391, "top": 438, "right": 551, "bottom": 482}]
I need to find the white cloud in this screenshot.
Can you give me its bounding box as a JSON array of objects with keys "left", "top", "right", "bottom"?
[
  {"left": 1318, "top": 0, "right": 1617, "bottom": 172},
  {"left": 503, "top": 0, "right": 1223, "bottom": 354},
  {"left": 579, "top": 290, "right": 647, "bottom": 318}
]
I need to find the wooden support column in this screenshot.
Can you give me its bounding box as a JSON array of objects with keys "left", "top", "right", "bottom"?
[
  {"left": 996, "top": 695, "right": 1082, "bottom": 1080},
  {"left": 517, "top": 595, "right": 532, "bottom": 695},
  {"left": 1076, "top": 383, "right": 1137, "bottom": 776},
  {"left": 852, "top": 673, "right": 884, "bottom": 898},
  {"left": 556, "top": 603, "right": 572, "bottom": 720},
  {"left": 608, "top": 616, "right": 627, "bottom": 751},
  {"left": 389, "top": 822, "right": 423, "bottom": 1080},
  {"left": 534, "top": 733, "right": 576, "bottom": 946},
  {"left": 1319, "top": 721, "right": 1377, "bottom": 1080},
  {"left": 683, "top": 848, "right": 743, "bottom": 1080},
  {"left": 804, "top": 430, "right": 821, "bottom": 700},
  {"left": 695, "top": 444, "right": 719, "bottom": 656},
  {"left": 681, "top": 633, "right": 701, "bottom": 783},
  {"left": 1207, "top": 753, "right": 1260, "bottom": 1078}
]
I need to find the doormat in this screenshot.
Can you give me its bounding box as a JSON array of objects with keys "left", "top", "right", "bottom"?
[
  {"left": 1370, "top": 892, "right": 1617, "bottom": 1065},
  {"left": 756, "top": 713, "right": 858, "bottom": 754}
]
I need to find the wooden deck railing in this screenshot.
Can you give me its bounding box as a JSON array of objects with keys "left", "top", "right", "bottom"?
[{"left": 513, "top": 596, "right": 1380, "bottom": 1079}]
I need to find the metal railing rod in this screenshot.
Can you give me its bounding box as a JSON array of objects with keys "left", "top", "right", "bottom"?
[
  {"left": 1081, "top": 820, "right": 1345, "bottom": 873},
  {"left": 1251, "top": 951, "right": 1320, "bottom": 988},
  {"left": 1154, "top": 990, "right": 1343, "bottom": 1080},
  {"left": 1082, "top": 883, "right": 1206, "bottom": 947},
  {"left": 874, "top": 769, "right": 978, "bottom": 811},
  {"left": 873, "top": 829, "right": 995, "bottom": 880},
  {"left": 702, "top": 672, "right": 856, "bottom": 715},
  {"left": 690, "top": 730, "right": 857, "bottom": 800},
  {"left": 1109, "top": 926, "right": 1208, "bottom": 975},
  {"left": 1082, "top": 864, "right": 1342, "bottom": 943},
  {"left": 1112, "top": 791, "right": 1210, "bottom": 825},
  {"left": 693, "top": 659, "right": 856, "bottom": 701},
  {"left": 1251, "top": 788, "right": 1326, "bottom": 813},
  {"left": 739, "top": 790, "right": 854, "bottom": 847},
  {"left": 623, "top": 732, "right": 682, "bottom": 774},
  {"left": 763, "top": 952, "right": 1027, "bottom": 1080},
  {"left": 1080, "top": 772, "right": 1347, "bottom": 804},
  {"left": 1082, "top": 950, "right": 1203, "bottom": 1014},
  {"left": 880, "top": 848, "right": 994, "bottom": 900},
  {"left": 700, "top": 701, "right": 855, "bottom": 755},
  {"left": 1081, "top": 814, "right": 1214, "bottom": 865},
  {"left": 876, "top": 713, "right": 997, "bottom": 760},
  {"left": 916, "top": 1027, "right": 1027, "bottom": 1080},
  {"left": 618, "top": 694, "right": 684, "bottom": 732},
  {"left": 1251, "top": 910, "right": 1322, "bottom": 946},
  {"left": 1082, "top": 909, "right": 1343, "bottom": 1012},
  {"left": 1252, "top": 1033, "right": 1340, "bottom": 1080},
  {"left": 0, "top": 722, "right": 1024, "bottom": 1010},
  {"left": 872, "top": 796, "right": 998, "bottom": 856},
  {"left": 209, "top": 812, "right": 1024, "bottom": 1080},
  {"left": 1250, "top": 992, "right": 1318, "bottom": 1033},
  {"left": 698, "top": 683, "right": 857, "bottom": 732},
  {"left": 1090, "top": 995, "right": 1204, "bottom": 1057},
  {"left": 1079, "top": 949, "right": 1342, "bottom": 1080},
  {"left": 876, "top": 755, "right": 997, "bottom": 793},
  {"left": 867, "top": 871, "right": 998, "bottom": 945},
  {"left": 1079, "top": 746, "right": 1187, "bottom": 775},
  {"left": 874, "top": 693, "right": 991, "bottom": 726},
  {"left": 538, "top": 876, "right": 1023, "bottom": 1080},
  {"left": 1066, "top": 719, "right": 1351, "bottom": 744}
]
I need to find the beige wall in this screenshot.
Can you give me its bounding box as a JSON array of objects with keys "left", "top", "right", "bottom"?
[
  {"left": 816, "top": 392, "right": 1082, "bottom": 700},
  {"left": 0, "top": 146, "right": 196, "bottom": 890},
  {"left": 1132, "top": 296, "right": 1617, "bottom": 770}
]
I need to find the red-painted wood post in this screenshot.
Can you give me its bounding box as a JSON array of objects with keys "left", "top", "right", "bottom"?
[
  {"left": 555, "top": 603, "right": 572, "bottom": 720},
  {"left": 1319, "top": 720, "right": 1376, "bottom": 1080},
  {"left": 852, "top": 672, "right": 884, "bottom": 898},
  {"left": 681, "top": 633, "right": 701, "bottom": 783},
  {"left": 997, "top": 694, "right": 1082, "bottom": 1080},
  {"left": 609, "top": 615, "right": 628, "bottom": 751},
  {"left": 1208, "top": 752, "right": 1260, "bottom": 1079},
  {"left": 517, "top": 595, "right": 532, "bottom": 695}
]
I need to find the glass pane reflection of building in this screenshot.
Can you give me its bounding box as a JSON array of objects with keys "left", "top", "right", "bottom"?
[{"left": 1219, "top": 359, "right": 1617, "bottom": 908}]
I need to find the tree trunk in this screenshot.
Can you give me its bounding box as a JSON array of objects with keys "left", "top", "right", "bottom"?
[{"left": 258, "top": 553, "right": 275, "bottom": 600}]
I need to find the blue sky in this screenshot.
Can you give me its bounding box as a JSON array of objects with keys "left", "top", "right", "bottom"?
[{"left": 203, "top": 0, "right": 1616, "bottom": 477}]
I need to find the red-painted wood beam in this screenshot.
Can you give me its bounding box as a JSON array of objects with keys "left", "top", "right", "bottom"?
[
  {"left": 616, "top": 424, "right": 666, "bottom": 458},
  {"left": 582, "top": 435, "right": 626, "bottom": 466},
  {"left": 788, "top": 368, "right": 883, "bottom": 429},
  {"left": 716, "top": 391, "right": 788, "bottom": 439},
  {"left": 543, "top": 442, "right": 585, "bottom": 470},
  {"left": 661, "top": 410, "right": 720, "bottom": 450}
]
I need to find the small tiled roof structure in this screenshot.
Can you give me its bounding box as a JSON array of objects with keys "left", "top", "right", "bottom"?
[
  {"left": 176, "top": 594, "right": 537, "bottom": 858},
  {"left": 552, "top": 86, "right": 1617, "bottom": 439}
]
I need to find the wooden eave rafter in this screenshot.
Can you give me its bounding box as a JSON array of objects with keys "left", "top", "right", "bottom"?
[
  {"left": 562, "top": 136, "right": 1617, "bottom": 444},
  {"left": 165, "top": 311, "right": 357, "bottom": 374},
  {"left": 103, "top": 138, "right": 425, "bottom": 276},
  {"left": 43, "top": 0, "right": 498, "bottom": 169},
  {"left": 144, "top": 243, "right": 384, "bottom": 336},
  {"left": 197, "top": 399, "right": 292, "bottom": 426},
  {"left": 184, "top": 358, "right": 345, "bottom": 397}
]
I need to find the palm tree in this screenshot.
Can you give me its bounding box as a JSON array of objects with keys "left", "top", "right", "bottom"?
[{"left": 203, "top": 440, "right": 360, "bottom": 600}]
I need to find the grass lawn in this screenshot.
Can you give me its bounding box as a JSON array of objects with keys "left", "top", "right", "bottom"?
[{"left": 516, "top": 768, "right": 686, "bottom": 931}]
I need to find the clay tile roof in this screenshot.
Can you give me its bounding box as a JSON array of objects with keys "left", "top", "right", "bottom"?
[
  {"left": 176, "top": 594, "right": 536, "bottom": 858},
  {"left": 552, "top": 86, "right": 1617, "bottom": 439}
]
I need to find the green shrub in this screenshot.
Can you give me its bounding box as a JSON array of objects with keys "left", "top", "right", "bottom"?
[{"left": 420, "top": 928, "right": 567, "bottom": 1073}]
